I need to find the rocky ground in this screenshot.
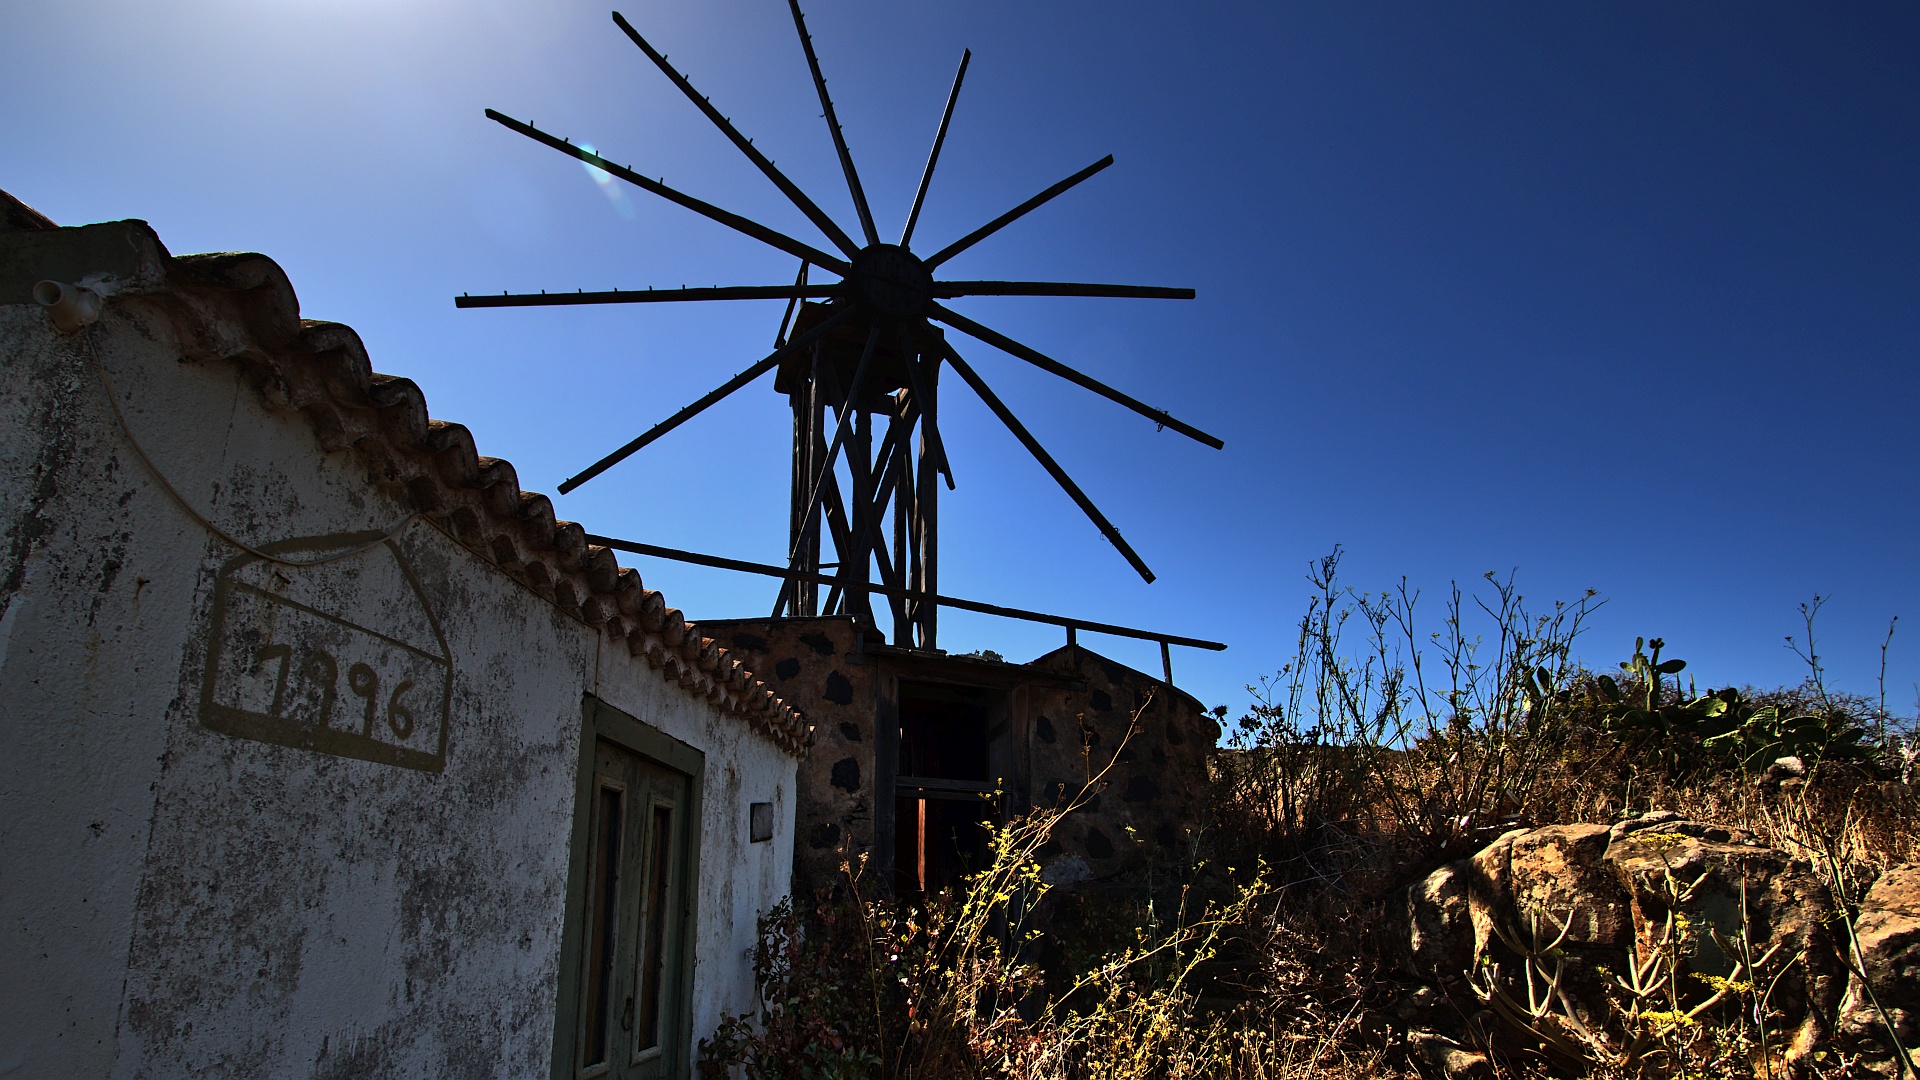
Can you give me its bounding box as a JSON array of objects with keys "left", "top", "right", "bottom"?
[{"left": 1389, "top": 813, "right": 1918, "bottom": 1077}]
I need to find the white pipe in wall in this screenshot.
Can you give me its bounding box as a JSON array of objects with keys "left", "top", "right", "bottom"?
[{"left": 32, "top": 280, "right": 102, "bottom": 333}]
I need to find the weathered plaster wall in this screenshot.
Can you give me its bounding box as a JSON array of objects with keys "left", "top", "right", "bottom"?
[
  {"left": 588, "top": 636, "right": 797, "bottom": 1046},
  {"left": 0, "top": 224, "right": 797, "bottom": 1078},
  {"left": 1, "top": 237, "right": 196, "bottom": 1075}
]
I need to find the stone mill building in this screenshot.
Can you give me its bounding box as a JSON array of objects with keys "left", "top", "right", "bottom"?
[{"left": 694, "top": 616, "right": 1220, "bottom": 897}]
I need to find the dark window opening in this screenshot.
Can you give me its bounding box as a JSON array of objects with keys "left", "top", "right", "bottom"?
[
  {"left": 892, "top": 794, "right": 992, "bottom": 896},
  {"left": 895, "top": 682, "right": 1001, "bottom": 897},
  {"left": 897, "top": 683, "right": 992, "bottom": 781}
]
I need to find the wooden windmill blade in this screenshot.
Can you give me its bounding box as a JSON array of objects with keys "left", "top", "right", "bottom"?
[
  {"left": 927, "top": 304, "right": 1224, "bottom": 449},
  {"left": 901, "top": 49, "right": 971, "bottom": 249},
  {"left": 921, "top": 156, "right": 1115, "bottom": 270},
  {"left": 609, "top": 11, "right": 862, "bottom": 259},
  {"left": 555, "top": 305, "right": 858, "bottom": 495},
  {"left": 456, "top": 280, "right": 1194, "bottom": 309},
  {"left": 456, "top": 284, "right": 836, "bottom": 308},
  {"left": 453, "top": 4, "right": 1221, "bottom": 645},
  {"left": 471, "top": 109, "right": 850, "bottom": 273},
  {"left": 786, "top": 0, "right": 880, "bottom": 248},
  {"left": 941, "top": 346, "right": 1157, "bottom": 584}
]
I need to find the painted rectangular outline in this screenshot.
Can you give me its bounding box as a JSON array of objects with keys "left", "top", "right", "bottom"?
[
  {"left": 552, "top": 697, "right": 705, "bottom": 1080},
  {"left": 198, "top": 530, "right": 454, "bottom": 772}
]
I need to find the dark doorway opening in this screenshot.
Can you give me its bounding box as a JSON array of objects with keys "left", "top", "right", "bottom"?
[{"left": 893, "top": 681, "right": 1002, "bottom": 896}]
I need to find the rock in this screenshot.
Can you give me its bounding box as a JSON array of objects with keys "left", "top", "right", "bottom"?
[
  {"left": 1837, "top": 863, "right": 1920, "bottom": 1075},
  {"left": 1772, "top": 755, "right": 1807, "bottom": 778},
  {"left": 1391, "top": 985, "right": 1442, "bottom": 1025},
  {"left": 1039, "top": 853, "right": 1092, "bottom": 886},
  {"left": 1402, "top": 815, "right": 1850, "bottom": 1072},
  {"left": 1403, "top": 859, "right": 1472, "bottom": 978},
  {"left": 1605, "top": 818, "right": 1847, "bottom": 1068},
  {"left": 1470, "top": 823, "right": 1631, "bottom": 957},
  {"left": 1608, "top": 809, "right": 1684, "bottom": 845},
  {"left": 1409, "top": 1030, "right": 1492, "bottom": 1078}
]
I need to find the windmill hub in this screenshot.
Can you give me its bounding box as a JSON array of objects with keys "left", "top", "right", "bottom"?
[{"left": 849, "top": 244, "right": 933, "bottom": 320}]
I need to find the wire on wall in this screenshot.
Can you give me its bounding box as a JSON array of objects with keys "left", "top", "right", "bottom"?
[{"left": 80, "top": 324, "right": 419, "bottom": 569}]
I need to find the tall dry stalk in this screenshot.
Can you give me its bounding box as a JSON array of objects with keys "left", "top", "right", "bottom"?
[{"left": 1225, "top": 548, "right": 1600, "bottom": 861}]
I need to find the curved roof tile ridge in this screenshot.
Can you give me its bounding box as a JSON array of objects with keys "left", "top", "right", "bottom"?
[{"left": 103, "top": 220, "right": 809, "bottom": 754}]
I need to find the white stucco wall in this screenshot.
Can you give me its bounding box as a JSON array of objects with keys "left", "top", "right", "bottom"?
[{"left": 0, "top": 267, "right": 795, "bottom": 1078}]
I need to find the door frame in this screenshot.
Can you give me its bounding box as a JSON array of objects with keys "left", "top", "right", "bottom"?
[{"left": 552, "top": 696, "right": 706, "bottom": 1080}]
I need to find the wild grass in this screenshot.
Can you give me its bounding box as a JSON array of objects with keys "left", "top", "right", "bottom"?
[{"left": 703, "top": 551, "right": 1919, "bottom": 1079}]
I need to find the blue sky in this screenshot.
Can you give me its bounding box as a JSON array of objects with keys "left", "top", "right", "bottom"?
[{"left": 7, "top": 1, "right": 1918, "bottom": 715}]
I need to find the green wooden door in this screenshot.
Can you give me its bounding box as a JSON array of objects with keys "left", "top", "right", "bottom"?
[{"left": 571, "top": 738, "right": 693, "bottom": 1080}]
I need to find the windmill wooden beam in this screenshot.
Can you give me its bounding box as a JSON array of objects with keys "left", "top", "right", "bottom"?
[{"left": 587, "top": 536, "right": 1227, "bottom": 653}]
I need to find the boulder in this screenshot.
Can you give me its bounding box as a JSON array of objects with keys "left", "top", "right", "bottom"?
[
  {"left": 1837, "top": 863, "right": 1920, "bottom": 1075},
  {"left": 1469, "top": 823, "right": 1632, "bottom": 954},
  {"left": 1402, "top": 859, "right": 1473, "bottom": 979},
  {"left": 1400, "top": 814, "right": 1850, "bottom": 1072},
  {"left": 1604, "top": 817, "right": 1847, "bottom": 1066},
  {"left": 1408, "top": 1029, "right": 1492, "bottom": 1078}
]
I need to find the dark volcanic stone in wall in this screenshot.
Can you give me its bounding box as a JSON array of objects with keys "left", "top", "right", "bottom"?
[
  {"left": 1035, "top": 714, "right": 1055, "bottom": 743},
  {"left": 775, "top": 657, "right": 800, "bottom": 681},
  {"left": 838, "top": 722, "right": 861, "bottom": 742},
  {"left": 1085, "top": 827, "right": 1115, "bottom": 859},
  {"left": 830, "top": 757, "right": 861, "bottom": 793},
  {"left": 730, "top": 632, "right": 768, "bottom": 652},
  {"left": 824, "top": 671, "right": 853, "bottom": 705},
  {"left": 808, "top": 822, "right": 841, "bottom": 849},
  {"left": 1020, "top": 643, "right": 1222, "bottom": 890},
  {"left": 799, "top": 632, "right": 834, "bottom": 655}
]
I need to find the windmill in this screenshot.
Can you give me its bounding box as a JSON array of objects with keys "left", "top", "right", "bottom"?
[{"left": 457, "top": 5, "right": 1222, "bottom": 655}]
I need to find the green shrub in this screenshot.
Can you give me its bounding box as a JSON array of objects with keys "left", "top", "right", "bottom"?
[{"left": 1596, "top": 637, "right": 1876, "bottom": 776}]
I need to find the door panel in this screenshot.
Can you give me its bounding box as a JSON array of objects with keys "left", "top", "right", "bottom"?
[
  {"left": 632, "top": 800, "right": 676, "bottom": 1060},
  {"left": 580, "top": 777, "right": 626, "bottom": 1072},
  {"left": 574, "top": 739, "right": 691, "bottom": 1080}
]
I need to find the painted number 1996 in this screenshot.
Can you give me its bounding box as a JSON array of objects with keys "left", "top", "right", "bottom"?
[{"left": 249, "top": 643, "right": 418, "bottom": 739}]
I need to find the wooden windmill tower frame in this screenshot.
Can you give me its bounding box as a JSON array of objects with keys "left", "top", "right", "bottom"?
[{"left": 772, "top": 297, "right": 948, "bottom": 647}]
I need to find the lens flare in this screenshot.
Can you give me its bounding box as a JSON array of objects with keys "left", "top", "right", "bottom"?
[{"left": 577, "top": 144, "right": 635, "bottom": 219}]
